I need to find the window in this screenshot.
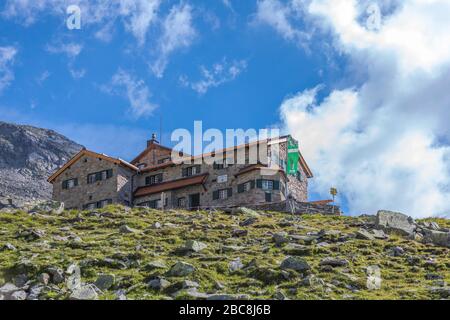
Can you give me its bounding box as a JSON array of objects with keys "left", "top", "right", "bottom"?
[
  {"left": 265, "top": 192, "right": 272, "bottom": 202},
  {"left": 213, "top": 162, "right": 224, "bottom": 170},
  {"left": 296, "top": 171, "right": 303, "bottom": 182},
  {"left": 262, "top": 180, "right": 274, "bottom": 190},
  {"left": 178, "top": 197, "right": 186, "bottom": 208},
  {"left": 87, "top": 169, "right": 113, "bottom": 184},
  {"left": 238, "top": 180, "right": 255, "bottom": 193},
  {"left": 213, "top": 188, "right": 232, "bottom": 200},
  {"left": 256, "top": 179, "right": 280, "bottom": 191},
  {"left": 62, "top": 178, "right": 78, "bottom": 190},
  {"left": 182, "top": 165, "right": 201, "bottom": 177},
  {"left": 148, "top": 199, "right": 162, "bottom": 209},
  {"left": 145, "top": 173, "right": 163, "bottom": 185}
]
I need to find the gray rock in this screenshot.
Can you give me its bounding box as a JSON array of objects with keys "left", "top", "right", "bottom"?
[
  {"left": 47, "top": 267, "right": 65, "bottom": 284},
  {"left": 145, "top": 260, "right": 167, "bottom": 270},
  {"left": 27, "top": 285, "right": 44, "bottom": 300},
  {"left": 422, "top": 229, "right": 450, "bottom": 248},
  {"left": 232, "top": 229, "right": 248, "bottom": 237},
  {"left": 366, "top": 265, "right": 382, "bottom": 290},
  {"left": 10, "top": 290, "right": 27, "bottom": 300},
  {"left": 115, "top": 289, "right": 127, "bottom": 300},
  {"left": 66, "top": 263, "right": 81, "bottom": 290},
  {"left": 148, "top": 277, "right": 171, "bottom": 291},
  {"left": 375, "top": 210, "right": 416, "bottom": 236},
  {"left": 240, "top": 217, "right": 258, "bottom": 227},
  {"left": 319, "top": 257, "right": 349, "bottom": 267},
  {"left": 283, "top": 243, "right": 312, "bottom": 256},
  {"left": 371, "top": 229, "right": 389, "bottom": 240},
  {"left": 183, "top": 240, "right": 207, "bottom": 252},
  {"left": 273, "top": 232, "right": 289, "bottom": 245},
  {"left": 389, "top": 246, "right": 405, "bottom": 257},
  {"left": 0, "top": 283, "right": 20, "bottom": 300},
  {"left": 355, "top": 229, "right": 375, "bottom": 241},
  {"left": 119, "top": 225, "right": 137, "bottom": 234},
  {"left": 167, "top": 261, "right": 196, "bottom": 277},
  {"left": 229, "top": 258, "right": 244, "bottom": 272},
  {"left": 2, "top": 243, "right": 17, "bottom": 251},
  {"left": 95, "top": 274, "right": 115, "bottom": 290},
  {"left": 300, "top": 275, "right": 325, "bottom": 287},
  {"left": 429, "top": 286, "right": 450, "bottom": 298},
  {"left": 37, "top": 273, "right": 50, "bottom": 285},
  {"left": 13, "top": 274, "right": 28, "bottom": 287},
  {"left": 175, "top": 288, "right": 209, "bottom": 299},
  {"left": 232, "top": 207, "right": 260, "bottom": 217},
  {"left": 69, "top": 284, "right": 98, "bottom": 300},
  {"left": 280, "top": 257, "right": 311, "bottom": 272},
  {"left": 152, "top": 222, "right": 162, "bottom": 229}
]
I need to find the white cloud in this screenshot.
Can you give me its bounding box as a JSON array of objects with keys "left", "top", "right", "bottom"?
[
  {"left": 254, "top": 0, "right": 311, "bottom": 48},
  {"left": 2, "top": 0, "right": 161, "bottom": 45},
  {"left": 0, "top": 46, "right": 18, "bottom": 94},
  {"left": 104, "top": 69, "right": 158, "bottom": 119},
  {"left": 46, "top": 42, "right": 83, "bottom": 58},
  {"left": 152, "top": 3, "right": 197, "bottom": 78},
  {"left": 276, "top": 0, "right": 450, "bottom": 217},
  {"left": 36, "top": 70, "right": 51, "bottom": 85},
  {"left": 180, "top": 58, "right": 247, "bottom": 94}
]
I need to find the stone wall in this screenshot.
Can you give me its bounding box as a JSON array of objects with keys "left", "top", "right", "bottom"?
[
  {"left": 248, "top": 200, "right": 341, "bottom": 216},
  {"left": 52, "top": 154, "right": 134, "bottom": 209}
]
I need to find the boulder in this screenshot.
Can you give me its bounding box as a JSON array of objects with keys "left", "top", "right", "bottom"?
[
  {"left": 183, "top": 240, "right": 207, "bottom": 252},
  {"left": 375, "top": 210, "right": 416, "bottom": 236},
  {"left": 144, "top": 260, "right": 167, "bottom": 271},
  {"left": 66, "top": 264, "right": 81, "bottom": 291},
  {"left": 355, "top": 229, "right": 375, "bottom": 241},
  {"left": 319, "top": 257, "right": 349, "bottom": 267},
  {"left": 47, "top": 267, "right": 65, "bottom": 284},
  {"left": 232, "top": 207, "right": 260, "bottom": 217},
  {"left": 229, "top": 258, "right": 244, "bottom": 272},
  {"left": 95, "top": 274, "right": 115, "bottom": 290},
  {"left": 119, "top": 225, "right": 137, "bottom": 234},
  {"left": 0, "top": 283, "right": 21, "bottom": 300},
  {"left": 148, "top": 277, "right": 171, "bottom": 291},
  {"left": 69, "top": 284, "right": 98, "bottom": 300},
  {"left": 280, "top": 257, "right": 311, "bottom": 272},
  {"left": 422, "top": 229, "right": 450, "bottom": 248},
  {"left": 283, "top": 243, "right": 312, "bottom": 256},
  {"left": 239, "top": 217, "right": 258, "bottom": 227},
  {"left": 165, "top": 280, "right": 199, "bottom": 295},
  {"left": 167, "top": 262, "right": 196, "bottom": 277},
  {"left": 273, "top": 232, "right": 289, "bottom": 245}
]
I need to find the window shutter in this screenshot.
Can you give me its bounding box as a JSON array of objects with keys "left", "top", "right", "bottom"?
[
  {"left": 273, "top": 180, "right": 280, "bottom": 190},
  {"left": 95, "top": 172, "right": 102, "bottom": 181},
  {"left": 238, "top": 184, "right": 244, "bottom": 193},
  {"left": 157, "top": 174, "right": 163, "bottom": 183},
  {"left": 182, "top": 168, "right": 187, "bottom": 177},
  {"left": 213, "top": 163, "right": 218, "bottom": 170},
  {"left": 74, "top": 179, "right": 79, "bottom": 187},
  {"left": 250, "top": 180, "right": 256, "bottom": 189},
  {"left": 107, "top": 169, "right": 113, "bottom": 178},
  {"left": 195, "top": 165, "right": 201, "bottom": 174},
  {"left": 265, "top": 192, "right": 272, "bottom": 202},
  {"left": 62, "top": 180, "right": 68, "bottom": 190},
  {"left": 145, "top": 177, "right": 150, "bottom": 185},
  {"left": 256, "top": 179, "right": 263, "bottom": 189},
  {"left": 227, "top": 188, "right": 233, "bottom": 198},
  {"left": 213, "top": 190, "right": 219, "bottom": 200}
]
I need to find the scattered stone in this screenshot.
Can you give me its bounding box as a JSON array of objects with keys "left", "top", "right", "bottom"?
[
  {"left": 183, "top": 240, "right": 208, "bottom": 252},
  {"left": 232, "top": 207, "right": 260, "bottom": 217},
  {"left": 425, "top": 273, "right": 443, "bottom": 280},
  {"left": 95, "top": 274, "right": 115, "bottom": 290},
  {"left": 66, "top": 263, "right": 81, "bottom": 291},
  {"left": 388, "top": 246, "right": 405, "bottom": 257},
  {"left": 300, "top": 275, "right": 325, "bottom": 287},
  {"left": 47, "top": 267, "right": 65, "bottom": 284},
  {"left": 221, "top": 245, "right": 245, "bottom": 252},
  {"left": 280, "top": 257, "right": 311, "bottom": 272},
  {"left": 167, "top": 262, "right": 196, "bottom": 277},
  {"left": 69, "top": 284, "right": 98, "bottom": 300},
  {"left": 115, "top": 290, "right": 127, "bottom": 300},
  {"left": 429, "top": 286, "right": 450, "bottom": 298},
  {"left": 1, "top": 243, "right": 17, "bottom": 251},
  {"left": 366, "top": 265, "right": 382, "bottom": 290},
  {"left": 10, "top": 290, "right": 27, "bottom": 300},
  {"left": 232, "top": 229, "right": 248, "bottom": 237},
  {"left": 144, "top": 260, "right": 167, "bottom": 271},
  {"left": 371, "top": 229, "right": 389, "bottom": 240},
  {"left": 319, "top": 257, "right": 349, "bottom": 268},
  {"left": 283, "top": 243, "right": 312, "bottom": 256},
  {"left": 119, "top": 225, "right": 137, "bottom": 234},
  {"left": 273, "top": 232, "right": 289, "bottom": 245},
  {"left": 165, "top": 280, "right": 199, "bottom": 295},
  {"left": 148, "top": 277, "right": 171, "bottom": 291},
  {"left": 13, "top": 274, "right": 28, "bottom": 287},
  {"left": 240, "top": 217, "right": 258, "bottom": 227},
  {"left": 273, "top": 291, "right": 288, "bottom": 300},
  {"left": 229, "top": 258, "right": 244, "bottom": 272},
  {"left": 355, "top": 229, "right": 375, "bottom": 241},
  {"left": 375, "top": 210, "right": 416, "bottom": 236},
  {"left": 38, "top": 273, "right": 50, "bottom": 285},
  {"left": 0, "top": 283, "right": 21, "bottom": 300},
  {"left": 152, "top": 222, "right": 162, "bottom": 229},
  {"left": 27, "top": 285, "right": 44, "bottom": 300},
  {"left": 207, "top": 294, "right": 250, "bottom": 300}
]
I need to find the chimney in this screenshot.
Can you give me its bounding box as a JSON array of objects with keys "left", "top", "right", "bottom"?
[{"left": 147, "top": 133, "right": 159, "bottom": 147}]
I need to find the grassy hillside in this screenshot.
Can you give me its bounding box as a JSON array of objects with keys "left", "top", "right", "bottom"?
[{"left": 0, "top": 206, "right": 449, "bottom": 300}]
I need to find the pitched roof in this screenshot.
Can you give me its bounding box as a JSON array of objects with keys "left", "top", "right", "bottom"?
[
  {"left": 131, "top": 142, "right": 174, "bottom": 165},
  {"left": 134, "top": 173, "right": 209, "bottom": 198},
  {"left": 47, "top": 149, "right": 139, "bottom": 183}
]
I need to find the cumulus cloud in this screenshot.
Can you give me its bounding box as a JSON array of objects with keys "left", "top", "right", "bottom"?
[
  {"left": 0, "top": 46, "right": 18, "bottom": 94},
  {"left": 46, "top": 42, "right": 83, "bottom": 58},
  {"left": 179, "top": 58, "right": 247, "bottom": 94},
  {"left": 152, "top": 3, "right": 197, "bottom": 78},
  {"left": 274, "top": 0, "right": 450, "bottom": 217},
  {"left": 103, "top": 69, "right": 158, "bottom": 119}
]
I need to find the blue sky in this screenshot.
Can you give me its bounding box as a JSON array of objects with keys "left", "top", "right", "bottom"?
[
  {"left": 0, "top": 0, "right": 344, "bottom": 159},
  {"left": 1, "top": 1, "right": 450, "bottom": 217}
]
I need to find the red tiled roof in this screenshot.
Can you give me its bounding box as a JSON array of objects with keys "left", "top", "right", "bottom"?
[{"left": 134, "top": 173, "right": 209, "bottom": 198}]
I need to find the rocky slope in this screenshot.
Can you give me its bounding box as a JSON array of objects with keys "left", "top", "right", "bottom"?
[
  {"left": 0, "top": 121, "right": 83, "bottom": 203},
  {"left": 0, "top": 205, "right": 448, "bottom": 300}
]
